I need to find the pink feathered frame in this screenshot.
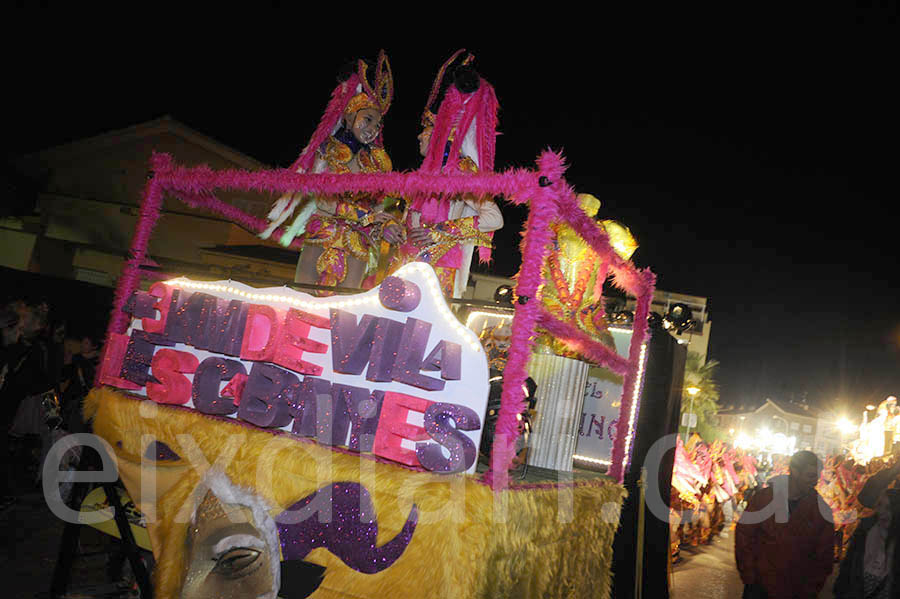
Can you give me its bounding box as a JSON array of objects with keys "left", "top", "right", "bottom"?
[{"left": 102, "top": 150, "right": 655, "bottom": 488}]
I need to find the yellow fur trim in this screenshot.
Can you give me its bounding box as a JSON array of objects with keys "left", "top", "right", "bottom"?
[{"left": 84, "top": 388, "right": 625, "bottom": 598}]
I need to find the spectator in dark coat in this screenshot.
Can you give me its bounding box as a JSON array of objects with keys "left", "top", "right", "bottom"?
[{"left": 735, "top": 450, "right": 834, "bottom": 599}]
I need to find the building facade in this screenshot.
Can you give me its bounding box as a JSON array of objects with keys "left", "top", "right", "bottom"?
[
  {"left": 467, "top": 273, "right": 712, "bottom": 364},
  {"left": 717, "top": 398, "right": 843, "bottom": 458},
  {"left": 3, "top": 116, "right": 294, "bottom": 289}
]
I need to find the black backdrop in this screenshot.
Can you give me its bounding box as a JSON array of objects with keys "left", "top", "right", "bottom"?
[{"left": 611, "top": 327, "right": 686, "bottom": 599}]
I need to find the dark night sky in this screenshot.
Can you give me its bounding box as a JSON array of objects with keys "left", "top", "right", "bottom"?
[{"left": 6, "top": 14, "right": 899, "bottom": 414}]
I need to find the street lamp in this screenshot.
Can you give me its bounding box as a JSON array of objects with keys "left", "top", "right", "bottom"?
[{"left": 683, "top": 386, "right": 701, "bottom": 443}]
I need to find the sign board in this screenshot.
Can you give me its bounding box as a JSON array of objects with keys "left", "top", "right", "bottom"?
[
  {"left": 573, "top": 328, "right": 634, "bottom": 466},
  {"left": 96, "top": 263, "right": 490, "bottom": 474},
  {"left": 681, "top": 412, "right": 697, "bottom": 428}
]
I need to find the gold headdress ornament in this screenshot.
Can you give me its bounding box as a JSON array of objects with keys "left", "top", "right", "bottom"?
[
  {"left": 573, "top": 194, "right": 638, "bottom": 260},
  {"left": 347, "top": 49, "right": 393, "bottom": 116},
  {"left": 421, "top": 49, "right": 475, "bottom": 129}
]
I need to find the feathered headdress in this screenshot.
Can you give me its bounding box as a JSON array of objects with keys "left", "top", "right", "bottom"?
[
  {"left": 261, "top": 51, "right": 393, "bottom": 243},
  {"left": 419, "top": 50, "right": 499, "bottom": 175},
  {"left": 418, "top": 50, "right": 500, "bottom": 264},
  {"left": 290, "top": 50, "right": 393, "bottom": 173}
]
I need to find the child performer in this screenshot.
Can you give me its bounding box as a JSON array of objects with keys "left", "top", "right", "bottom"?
[{"left": 261, "top": 50, "right": 402, "bottom": 291}]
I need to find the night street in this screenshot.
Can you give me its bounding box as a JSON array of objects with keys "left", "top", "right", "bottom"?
[
  {"left": 671, "top": 531, "right": 838, "bottom": 599},
  {"left": 0, "top": 489, "right": 140, "bottom": 598}
]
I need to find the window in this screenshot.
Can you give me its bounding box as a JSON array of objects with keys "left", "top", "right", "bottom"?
[
  {"left": 790, "top": 422, "right": 800, "bottom": 431},
  {"left": 802, "top": 424, "right": 812, "bottom": 433}
]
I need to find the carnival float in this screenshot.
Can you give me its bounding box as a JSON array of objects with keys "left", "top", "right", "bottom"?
[{"left": 52, "top": 49, "right": 682, "bottom": 598}]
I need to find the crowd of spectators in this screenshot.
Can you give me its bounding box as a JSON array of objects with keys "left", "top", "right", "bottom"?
[{"left": 0, "top": 296, "right": 100, "bottom": 510}]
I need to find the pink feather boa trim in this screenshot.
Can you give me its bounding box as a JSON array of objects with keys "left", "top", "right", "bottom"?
[{"left": 102, "top": 150, "right": 655, "bottom": 488}]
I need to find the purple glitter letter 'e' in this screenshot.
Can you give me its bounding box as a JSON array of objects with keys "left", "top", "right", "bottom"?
[
  {"left": 290, "top": 376, "right": 331, "bottom": 437},
  {"left": 421, "top": 340, "right": 462, "bottom": 380},
  {"left": 277, "top": 482, "right": 418, "bottom": 574},
  {"left": 365, "top": 317, "right": 404, "bottom": 382},
  {"left": 330, "top": 310, "right": 377, "bottom": 375},
  {"left": 192, "top": 356, "right": 246, "bottom": 415},
  {"left": 237, "top": 363, "right": 298, "bottom": 428},
  {"left": 416, "top": 402, "right": 481, "bottom": 473},
  {"left": 390, "top": 318, "right": 444, "bottom": 391},
  {"left": 378, "top": 277, "right": 421, "bottom": 312}
]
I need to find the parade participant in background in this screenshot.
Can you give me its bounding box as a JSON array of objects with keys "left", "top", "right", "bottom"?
[
  {"left": 735, "top": 450, "right": 834, "bottom": 599},
  {"left": 0, "top": 307, "right": 23, "bottom": 508},
  {"left": 261, "top": 50, "right": 403, "bottom": 291},
  {"left": 833, "top": 461, "right": 900, "bottom": 598},
  {"left": 393, "top": 50, "right": 503, "bottom": 298}
]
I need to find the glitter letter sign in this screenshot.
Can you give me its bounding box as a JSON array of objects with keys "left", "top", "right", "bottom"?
[{"left": 98, "top": 263, "right": 490, "bottom": 474}]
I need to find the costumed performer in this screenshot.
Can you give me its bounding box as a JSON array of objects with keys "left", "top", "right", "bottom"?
[
  {"left": 392, "top": 50, "right": 503, "bottom": 298},
  {"left": 538, "top": 192, "right": 637, "bottom": 354},
  {"left": 261, "top": 50, "right": 403, "bottom": 292}
]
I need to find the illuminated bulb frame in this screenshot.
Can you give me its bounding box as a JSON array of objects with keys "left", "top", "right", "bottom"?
[
  {"left": 571, "top": 336, "right": 648, "bottom": 473},
  {"left": 465, "top": 310, "right": 513, "bottom": 330},
  {"left": 621, "top": 341, "right": 649, "bottom": 475},
  {"left": 164, "top": 263, "right": 484, "bottom": 354}
]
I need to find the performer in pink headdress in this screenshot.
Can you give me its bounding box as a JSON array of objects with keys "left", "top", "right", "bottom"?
[
  {"left": 261, "top": 50, "right": 402, "bottom": 292},
  {"left": 393, "top": 50, "right": 503, "bottom": 298}
]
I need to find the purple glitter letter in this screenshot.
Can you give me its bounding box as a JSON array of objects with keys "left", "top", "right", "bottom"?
[
  {"left": 421, "top": 340, "right": 462, "bottom": 380},
  {"left": 208, "top": 299, "right": 248, "bottom": 357},
  {"left": 390, "top": 318, "right": 444, "bottom": 391},
  {"left": 290, "top": 376, "right": 332, "bottom": 437},
  {"left": 237, "top": 363, "right": 298, "bottom": 428},
  {"left": 120, "top": 330, "right": 173, "bottom": 386},
  {"left": 365, "top": 317, "right": 404, "bottom": 382},
  {"left": 192, "top": 356, "right": 246, "bottom": 415},
  {"left": 339, "top": 386, "right": 383, "bottom": 452},
  {"left": 123, "top": 291, "right": 159, "bottom": 319},
  {"left": 378, "top": 276, "right": 421, "bottom": 312},
  {"left": 330, "top": 310, "right": 377, "bottom": 375},
  {"left": 416, "top": 402, "right": 480, "bottom": 473}
]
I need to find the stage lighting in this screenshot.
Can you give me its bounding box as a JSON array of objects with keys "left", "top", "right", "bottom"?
[
  {"left": 494, "top": 284, "right": 514, "bottom": 304},
  {"left": 647, "top": 311, "right": 665, "bottom": 329},
  {"left": 665, "top": 303, "right": 694, "bottom": 334}
]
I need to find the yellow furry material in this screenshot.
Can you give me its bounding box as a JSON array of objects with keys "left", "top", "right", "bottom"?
[{"left": 85, "top": 388, "right": 626, "bottom": 598}]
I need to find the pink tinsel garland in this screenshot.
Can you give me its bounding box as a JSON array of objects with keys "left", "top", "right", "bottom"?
[{"left": 101, "top": 150, "right": 655, "bottom": 488}]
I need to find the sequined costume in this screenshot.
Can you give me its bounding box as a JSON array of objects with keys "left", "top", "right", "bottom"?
[
  {"left": 394, "top": 156, "right": 497, "bottom": 296},
  {"left": 260, "top": 50, "right": 398, "bottom": 291},
  {"left": 302, "top": 136, "right": 393, "bottom": 288}
]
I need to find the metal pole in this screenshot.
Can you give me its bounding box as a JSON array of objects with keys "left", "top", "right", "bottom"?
[
  {"left": 683, "top": 394, "right": 695, "bottom": 444},
  {"left": 635, "top": 467, "right": 647, "bottom": 599}
]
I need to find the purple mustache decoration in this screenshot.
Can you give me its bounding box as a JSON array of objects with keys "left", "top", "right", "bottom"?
[{"left": 276, "top": 482, "right": 418, "bottom": 574}]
